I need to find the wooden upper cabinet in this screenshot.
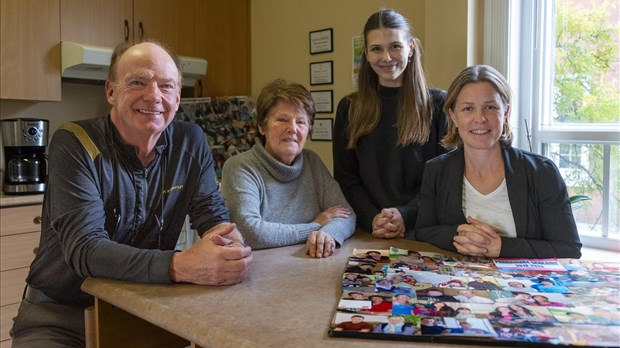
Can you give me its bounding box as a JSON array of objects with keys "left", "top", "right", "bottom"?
[
  {"left": 60, "top": 0, "right": 193, "bottom": 56},
  {"left": 194, "top": 0, "right": 251, "bottom": 96},
  {"left": 133, "top": 0, "right": 194, "bottom": 56},
  {"left": 2, "top": 0, "right": 249, "bottom": 101},
  {"left": 0, "top": 0, "right": 61, "bottom": 101},
  {"left": 60, "top": 0, "right": 132, "bottom": 48}
]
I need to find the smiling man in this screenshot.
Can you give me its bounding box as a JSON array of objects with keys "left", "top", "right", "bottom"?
[{"left": 10, "top": 41, "right": 253, "bottom": 347}]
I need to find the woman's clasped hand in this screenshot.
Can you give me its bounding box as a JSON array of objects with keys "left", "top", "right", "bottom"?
[
  {"left": 372, "top": 208, "right": 405, "bottom": 239},
  {"left": 454, "top": 217, "right": 501, "bottom": 257}
]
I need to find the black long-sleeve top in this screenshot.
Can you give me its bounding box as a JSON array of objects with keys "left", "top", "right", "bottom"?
[
  {"left": 414, "top": 147, "right": 582, "bottom": 258},
  {"left": 332, "top": 87, "right": 448, "bottom": 232}
]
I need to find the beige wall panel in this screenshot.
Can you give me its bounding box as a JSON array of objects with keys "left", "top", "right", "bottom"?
[{"left": 251, "top": 0, "right": 471, "bottom": 170}]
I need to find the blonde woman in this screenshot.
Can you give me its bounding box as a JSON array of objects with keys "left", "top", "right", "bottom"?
[{"left": 414, "top": 65, "right": 581, "bottom": 258}]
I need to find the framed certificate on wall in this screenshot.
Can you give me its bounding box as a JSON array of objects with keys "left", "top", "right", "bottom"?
[
  {"left": 310, "top": 90, "right": 333, "bottom": 113},
  {"left": 311, "top": 118, "right": 333, "bottom": 141},
  {"left": 309, "top": 28, "right": 333, "bottom": 54},
  {"left": 310, "top": 61, "right": 333, "bottom": 85}
]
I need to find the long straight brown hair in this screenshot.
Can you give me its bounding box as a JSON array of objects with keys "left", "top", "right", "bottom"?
[{"left": 346, "top": 9, "right": 432, "bottom": 149}]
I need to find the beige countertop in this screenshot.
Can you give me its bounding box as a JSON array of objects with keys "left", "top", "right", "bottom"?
[
  {"left": 82, "top": 233, "right": 510, "bottom": 348},
  {"left": 0, "top": 191, "right": 44, "bottom": 208}
]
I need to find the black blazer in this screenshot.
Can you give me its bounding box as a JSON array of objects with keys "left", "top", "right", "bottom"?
[{"left": 413, "top": 147, "right": 582, "bottom": 258}]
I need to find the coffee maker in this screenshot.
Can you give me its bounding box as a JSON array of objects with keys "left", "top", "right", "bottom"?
[{"left": 1, "top": 118, "right": 49, "bottom": 194}]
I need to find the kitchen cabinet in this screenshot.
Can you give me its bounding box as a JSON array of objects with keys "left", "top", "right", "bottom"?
[
  {"left": 0, "top": 0, "right": 61, "bottom": 101},
  {"left": 60, "top": 0, "right": 195, "bottom": 56},
  {"left": 61, "top": 0, "right": 251, "bottom": 96},
  {"left": 195, "top": 0, "right": 251, "bottom": 96},
  {"left": 1, "top": 0, "right": 250, "bottom": 101},
  {"left": 133, "top": 0, "right": 195, "bottom": 56},
  {"left": 59, "top": 0, "right": 132, "bottom": 49},
  {"left": 0, "top": 204, "right": 42, "bottom": 345}
]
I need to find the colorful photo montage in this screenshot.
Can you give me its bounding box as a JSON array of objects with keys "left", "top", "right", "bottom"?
[
  {"left": 176, "top": 96, "right": 257, "bottom": 180},
  {"left": 330, "top": 247, "right": 620, "bottom": 347}
]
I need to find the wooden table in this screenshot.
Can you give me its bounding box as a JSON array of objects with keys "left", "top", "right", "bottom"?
[{"left": 82, "top": 232, "right": 509, "bottom": 348}]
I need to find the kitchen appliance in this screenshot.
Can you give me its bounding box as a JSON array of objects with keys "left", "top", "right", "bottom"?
[
  {"left": 1, "top": 118, "right": 49, "bottom": 194},
  {"left": 61, "top": 41, "right": 208, "bottom": 87}
]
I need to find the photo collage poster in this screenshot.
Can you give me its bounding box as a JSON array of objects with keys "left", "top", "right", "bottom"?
[
  {"left": 176, "top": 96, "right": 257, "bottom": 180},
  {"left": 330, "top": 247, "right": 620, "bottom": 347}
]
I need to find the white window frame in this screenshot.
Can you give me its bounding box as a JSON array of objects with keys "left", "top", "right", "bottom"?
[{"left": 483, "top": 0, "right": 620, "bottom": 251}]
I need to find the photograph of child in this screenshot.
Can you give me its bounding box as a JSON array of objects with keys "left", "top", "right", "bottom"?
[{"left": 391, "top": 294, "right": 415, "bottom": 315}]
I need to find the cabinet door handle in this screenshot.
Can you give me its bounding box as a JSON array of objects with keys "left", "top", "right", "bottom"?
[
  {"left": 33, "top": 216, "right": 42, "bottom": 224},
  {"left": 124, "top": 19, "right": 130, "bottom": 42},
  {"left": 139, "top": 22, "right": 144, "bottom": 42}
]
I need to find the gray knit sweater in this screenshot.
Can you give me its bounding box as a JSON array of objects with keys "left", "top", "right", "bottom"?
[{"left": 221, "top": 140, "right": 356, "bottom": 249}]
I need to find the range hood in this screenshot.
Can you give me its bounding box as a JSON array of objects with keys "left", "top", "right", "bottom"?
[{"left": 61, "top": 41, "right": 207, "bottom": 87}]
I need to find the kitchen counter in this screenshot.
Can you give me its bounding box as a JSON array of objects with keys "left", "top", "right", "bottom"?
[
  {"left": 82, "top": 233, "right": 510, "bottom": 348},
  {"left": 0, "top": 191, "right": 44, "bottom": 208}
]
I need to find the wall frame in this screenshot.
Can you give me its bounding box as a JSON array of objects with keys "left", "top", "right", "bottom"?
[
  {"left": 311, "top": 118, "right": 333, "bottom": 141},
  {"left": 310, "top": 90, "right": 333, "bottom": 114},
  {"left": 309, "top": 28, "right": 333, "bottom": 54},
  {"left": 309, "top": 61, "right": 333, "bottom": 85}
]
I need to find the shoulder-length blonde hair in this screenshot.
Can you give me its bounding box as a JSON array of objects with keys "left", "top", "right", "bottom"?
[
  {"left": 346, "top": 9, "right": 432, "bottom": 149},
  {"left": 442, "top": 65, "right": 513, "bottom": 150}
]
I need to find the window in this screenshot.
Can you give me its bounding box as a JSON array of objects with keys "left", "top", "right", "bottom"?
[
  {"left": 484, "top": 0, "right": 619, "bottom": 249},
  {"left": 556, "top": 144, "right": 584, "bottom": 170}
]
